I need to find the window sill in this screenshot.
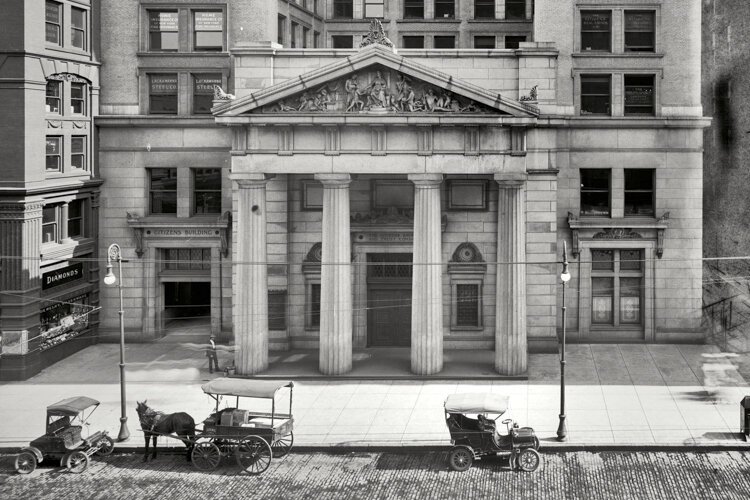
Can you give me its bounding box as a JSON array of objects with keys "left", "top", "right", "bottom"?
[
  {"left": 137, "top": 51, "right": 230, "bottom": 57},
  {"left": 396, "top": 18, "right": 461, "bottom": 24},
  {"left": 573, "top": 52, "right": 664, "bottom": 58},
  {"left": 450, "top": 326, "right": 484, "bottom": 332},
  {"left": 467, "top": 19, "right": 532, "bottom": 23},
  {"left": 40, "top": 238, "right": 95, "bottom": 262}
]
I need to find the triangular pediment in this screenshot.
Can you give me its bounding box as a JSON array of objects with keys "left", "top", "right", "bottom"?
[{"left": 214, "top": 45, "right": 538, "bottom": 119}]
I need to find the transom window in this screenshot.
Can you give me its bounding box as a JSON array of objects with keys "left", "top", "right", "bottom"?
[
  {"left": 624, "top": 169, "right": 655, "bottom": 217},
  {"left": 365, "top": 0, "right": 384, "bottom": 19},
  {"left": 591, "top": 249, "right": 643, "bottom": 326},
  {"left": 46, "top": 136, "right": 62, "bottom": 172},
  {"left": 193, "top": 11, "right": 224, "bottom": 51},
  {"left": 193, "top": 74, "right": 222, "bottom": 114},
  {"left": 580, "top": 169, "right": 610, "bottom": 216},
  {"left": 67, "top": 200, "right": 84, "bottom": 238},
  {"left": 193, "top": 168, "right": 222, "bottom": 214},
  {"left": 149, "top": 168, "right": 178, "bottom": 214},
  {"left": 71, "top": 7, "right": 87, "bottom": 50},
  {"left": 624, "top": 11, "right": 655, "bottom": 52},
  {"left": 624, "top": 75, "right": 655, "bottom": 116},
  {"left": 581, "top": 11, "right": 611, "bottom": 52},
  {"left": 474, "top": 0, "right": 495, "bottom": 19},
  {"left": 71, "top": 136, "right": 86, "bottom": 170},
  {"left": 435, "top": 0, "right": 455, "bottom": 18},
  {"left": 149, "top": 74, "right": 178, "bottom": 114},
  {"left": 404, "top": 0, "right": 424, "bottom": 19},
  {"left": 333, "top": 0, "right": 353, "bottom": 19},
  {"left": 149, "top": 11, "right": 179, "bottom": 51},
  {"left": 46, "top": 1, "right": 62, "bottom": 45},
  {"left": 580, "top": 74, "right": 611, "bottom": 115},
  {"left": 162, "top": 248, "right": 211, "bottom": 270},
  {"left": 505, "top": 0, "right": 526, "bottom": 20},
  {"left": 367, "top": 254, "right": 413, "bottom": 280},
  {"left": 46, "top": 81, "right": 61, "bottom": 113}
]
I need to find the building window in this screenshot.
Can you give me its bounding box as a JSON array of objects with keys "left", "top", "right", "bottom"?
[
  {"left": 624, "top": 11, "right": 655, "bottom": 52},
  {"left": 333, "top": 0, "right": 353, "bottom": 19},
  {"left": 268, "top": 290, "right": 287, "bottom": 330},
  {"left": 448, "top": 243, "right": 486, "bottom": 330},
  {"left": 67, "top": 200, "right": 84, "bottom": 238},
  {"left": 193, "top": 11, "right": 224, "bottom": 51},
  {"left": 624, "top": 75, "right": 655, "bottom": 116},
  {"left": 278, "top": 16, "right": 285, "bottom": 46},
  {"left": 193, "top": 168, "right": 222, "bottom": 214},
  {"left": 42, "top": 205, "right": 58, "bottom": 243},
  {"left": 581, "top": 11, "right": 611, "bottom": 52},
  {"left": 46, "top": 1, "right": 62, "bottom": 45},
  {"left": 302, "top": 27, "right": 309, "bottom": 48},
  {"left": 149, "top": 74, "right": 178, "bottom": 114},
  {"left": 149, "top": 11, "right": 179, "bottom": 51},
  {"left": 474, "top": 36, "right": 495, "bottom": 49},
  {"left": 46, "top": 136, "right": 62, "bottom": 172},
  {"left": 46, "top": 81, "right": 61, "bottom": 114},
  {"left": 580, "top": 169, "right": 610, "bottom": 216},
  {"left": 365, "top": 0, "right": 384, "bottom": 18},
  {"left": 193, "top": 74, "right": 221, "bottom": 115},
  {"left": 71, "top": 7, "right": 87, "bottom": 50},
  {"left": 402, "top": 36, "right": 424, "bottom": 49},
  {"left": 149, "top": 168, "right": 178, "bottom": 214},
  {"left": 505, "top": 0, "right": 526, "bottom": 20},
  {"left": 591, "top": 249, "right": 643, "bottom": 326},
  {"left": 314, "top": 31, "right": 321, "bottom": 48},
  {"left": 70, "top": 82, "right": 86, "bottom": 115},
  {"left": 474, "top": 0, "right": 495, "bottom": 19},
  {"left": 456, "top": 284, "right": 480, "bottom": 327},
  {"left": 434, "top": 36, "right": 455, "bottom": 49},
  {"left": 435, "top": 0, "right": 455, "bottom": 18},
  {"left": 71, "top": 136, "right": 86, "bottom": 170},
  {"left": 291, "top": 22, "right": 298, "bottom": 48},
  {"left": 404, "top": 0, "right": 424, "bottom": 19},
  {"left": 624, "top": 169, "right": 655, "bottom": 217},
  {"left": 580, "top": 74, "right": 611, "bottom": 115},
  {"left": 162, "top": 248, "right": 211, "bottom": 270},
  {"left": 332, "top": 35, "right": 353, "bottom": 49},
  {"left": 309, "top": 283, "right": 321, "bottom": 329},
  {"left": 505, "top": 36, "right": 526, "bottom": 49}
]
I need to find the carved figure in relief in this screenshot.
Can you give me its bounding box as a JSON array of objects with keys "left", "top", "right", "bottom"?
[
  {"left": 274, "top": 99, "right": 297, "bottom": 112},
  {"left": 367, "top": 70, "right": 389, "bottom": 108},
  {"left": 345, "top": 74, "right": 365, "bottom": 111},
  {"left": 314, "top": 88, "right": 332, "bottom": 110},
  {"left": 423, "top": 88, "right": 437, "bottom": 111}
]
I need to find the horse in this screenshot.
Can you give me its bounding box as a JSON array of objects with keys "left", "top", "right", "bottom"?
[{"left": 135, "top": 400, "right": 195, "bottom": 463}]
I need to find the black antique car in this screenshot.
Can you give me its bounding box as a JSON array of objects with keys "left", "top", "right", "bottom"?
[
  {"left": 15, "top": 396, "right": 114, "bottom": 474},
  {"left": 444, "top": 393, "right": 541, "bottom": 472}
]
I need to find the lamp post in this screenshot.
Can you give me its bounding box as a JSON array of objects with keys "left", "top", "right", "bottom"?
[
  {"left": 104, "top": 243, "right": 130, "bottom": 442},
  {"left": 556, "top": 241, "right": 571, "bottom": 442}
]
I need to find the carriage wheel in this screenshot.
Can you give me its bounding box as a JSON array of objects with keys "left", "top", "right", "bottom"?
[
  {"left": 15, "top": 451, "right": 37, "bottom": 475},
  {"left": 192, "top": 440, "right": 222, "bottom": 471},
  {"left": 448, "top": 445, "right": 473, "bottom": 472},
  {"left": 517, "top": 448, "right": 541, "bottom": 472},
  {"left": 66, "top": 451, "right": 89, "bottom": 474},
  {"left": 95, "top": 435, "right": 115, "bottom": 456},
  {"left": 235, "top": 436, "right": 272, "bottom": 475},
  {"left": 272, "top": 432, "right": 294, "bottom": 458}
]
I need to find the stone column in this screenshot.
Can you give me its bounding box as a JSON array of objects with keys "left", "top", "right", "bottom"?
[
  {"left": 315, "top": 174, "right": 353, "bottom": 375},
  {"left": 408, "top": 174, "right": 444, "bottom": 375},
  {"left": 495, "top": 173, "right": 528, "bottom": 375},
  {"left": 233, "top": 175, "right": 270, "bottom": 375}
]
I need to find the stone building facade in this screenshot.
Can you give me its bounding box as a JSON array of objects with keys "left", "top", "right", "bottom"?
[{"left": 93, "top": 0, "right": 707, "bottom": 377}]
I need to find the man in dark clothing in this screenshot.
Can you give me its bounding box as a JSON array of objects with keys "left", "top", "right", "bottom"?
[{"left": 206, "top": 335, "right": 220, "bottom": 374}]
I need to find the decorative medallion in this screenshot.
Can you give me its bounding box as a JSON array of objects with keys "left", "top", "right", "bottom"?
[
  {"left": 451, "top": 242, "right": 484, "bottom": 263},
  {"left": 359, "top": 19, "right": 394, "bottom": 50},
  {"left": 48, "top": 73, "right": 88, "bottom": 83},
  {"left": 304, "top": 242, "right": 323, "bottom": 263},
  {"left": 593, "top": 228, "right": 643, "bottom": 240}
]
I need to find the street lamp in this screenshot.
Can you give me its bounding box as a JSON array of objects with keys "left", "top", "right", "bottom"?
[
  {"left": 104, "top": 243, "right": 130, "bottom": 442},
  {"left": 556, "top": 241, "right": 571, "bottom": 442}
]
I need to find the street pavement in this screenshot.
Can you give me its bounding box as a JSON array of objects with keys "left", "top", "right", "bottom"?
[
  {"left": 0, "top": 342, "right": 749, "bottom": 450},
  {"left": 1, "top": 450, "right": 748, "bottom": 499}
]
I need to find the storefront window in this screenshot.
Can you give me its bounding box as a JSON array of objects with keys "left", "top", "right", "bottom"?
[
  {"left": 580, "top": 169, "right": 610, "bottom": 216},
  {"left": 581, "top": 11, "right": 611, "bottom": 52},
  {"left": 193, "top": 11, "right": 223, "bottom": 51},
  {"left": 149, "top": 168, "right": 178, "bottom": 214},
  {"left": 193, "top": 74, "right": 221, "bottom": 114},
  {"left": 149, "top": 74, "right": 178, "bottom": 114},
  {"left": 624, "top": 75, "right": 655, "bottom": 116},
  {"left": 40, "top": 294, "right": 89, "bottom": 347},
  {"left": 71, "top": 7, "right": 87, "bottom": 50},
  {"left": 193, "top": 168, "right": 222, "bottom": 214},
  {"left": 149, "top": 11, "right": 179, "bottom": 51},
  {"left": 46, "top": 81, "right": 61, "bottom": 114},
  {"left": 624, "top": 11, "right": 655, "bottom": 52},
  {"left": 580, "top": 75, "right": 611, "bottom": 115}
]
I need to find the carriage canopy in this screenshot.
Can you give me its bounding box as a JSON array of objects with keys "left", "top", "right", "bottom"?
[
  {"left": 46, "top": 396, "right": 100, "bottom": 416},
  {"left": 201, "top": 379, "right": 293, "bottom": 399},
  {"left": 444, "top": 393, "right": 509, "bottom": 414}
]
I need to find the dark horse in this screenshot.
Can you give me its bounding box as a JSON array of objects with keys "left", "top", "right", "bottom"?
[{"left": 135, "top": 400, "right": 195, "bottom": 462}]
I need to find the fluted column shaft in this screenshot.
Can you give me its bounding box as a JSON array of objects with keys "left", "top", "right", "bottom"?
[
  {"left": 409, "top": 174, "right": 443, "bottom": 375},
  {"left": 233, "top": 175, "right": 269, "bottom": 375},
  {"left": 316, "top": 174, "right": 353, "bottom": 375},
  {"left": 495, "top": 173, "right": 528, "bottom": 375}
]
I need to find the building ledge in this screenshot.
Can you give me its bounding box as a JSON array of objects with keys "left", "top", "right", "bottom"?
[{"left": 568, "top": 212, "right": 671, "bottom": 259}]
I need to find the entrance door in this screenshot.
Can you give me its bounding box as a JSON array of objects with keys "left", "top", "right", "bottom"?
[
  {"left": 366, "top": 253, "right": 412, "bottom": 347},
  {"left": 163, "top": 281, "right": 211, "bottom": 322}
]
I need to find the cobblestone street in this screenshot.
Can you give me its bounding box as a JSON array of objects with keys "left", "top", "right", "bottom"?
[{"left": 1, "top": 451, "right": 748, "bottom": 499}]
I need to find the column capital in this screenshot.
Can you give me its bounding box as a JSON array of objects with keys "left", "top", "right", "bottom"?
[
  {"left": 408, "top": 173, "right": 443, "bottom": 187},
  {"left": 314, "top": 173, "right": 351, "bottom": 187},
  {"left": 495, "top": 173, "right": 527, "bottom": 188},
  {"left": 230, "top": 173, "right": 274, "bottom": 187}
]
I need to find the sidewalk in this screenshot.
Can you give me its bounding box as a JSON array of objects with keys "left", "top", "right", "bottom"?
[{"left": 0, "top": 342, "right": 748, "bottom": 450}]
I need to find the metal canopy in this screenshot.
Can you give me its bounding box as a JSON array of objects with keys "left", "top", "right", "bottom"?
[
  {"left": 444, "top": 393, "right": 510, "bottom": 414},
  {"left": 201, "top": 378, "right": 293, "bottom": 399},
  {"left": 46, "top": 396, "right": 101, "bottom": 416}
]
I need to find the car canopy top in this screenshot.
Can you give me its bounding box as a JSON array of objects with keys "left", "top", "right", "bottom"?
[
  {"left": 201, "top": 378, "right": 293, "bottom": 399},
  {"left": 47, "top": 396, "right": 101, "bottom": 417},
  {"left": 444, "top": 393, "right": 510, "bottom": 414}
]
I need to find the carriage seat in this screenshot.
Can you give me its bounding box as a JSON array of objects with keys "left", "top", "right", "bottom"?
[
  {"left": 47, "top": 416, "right": 71, "bottom": 435},
  {"left": 241, "top": 417, "right": 289, "bottom": 429},
  {"left": 59, "top": 426, "right": 84, "bottom": 449}
]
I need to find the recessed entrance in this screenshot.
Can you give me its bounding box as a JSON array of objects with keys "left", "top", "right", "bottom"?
[
  {"left": 367, "top": 253, "right": 412, "bottom": 347},
  {"left": 163, "top": 281, "right": 211, "bottom": 322}
]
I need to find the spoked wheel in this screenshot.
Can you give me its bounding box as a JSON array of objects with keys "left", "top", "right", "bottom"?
[
  {"left": 95, "top": 435, "right": 115, "bottom": 456},
  {"left": 15, "top": 451, "right": 37, "bottom": 474},
  {"left": 448, "top": 445, "right": 474, "bottom": 472},
  {"left": 517, "top": 448, "right": 541, "bottom": 472},
  {"left": 272, "top": 432, "right": 294, "bottom": 458},
  {"left": 235, "top": 436, "right": 272, "bottom": 475},
  {"left": 192, "top": 440, "right": 222, "bottom": 471},
  {"left": 66, "top": 450, "right": 89, "bottom": 474}
]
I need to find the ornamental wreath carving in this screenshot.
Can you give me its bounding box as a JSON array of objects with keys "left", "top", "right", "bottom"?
[
  {"left": 263, "top": 66, "right": 492, "bottom": 114},
  {"left": 593, "top": 228, "right": 643, "bottom": 240}
]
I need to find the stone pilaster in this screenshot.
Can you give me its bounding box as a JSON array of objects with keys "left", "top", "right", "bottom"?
[
  {"left": 232, "top": 175, "right": 270, "bottom": 375},
  {"left": 408, "top": 174, "right": 444, "bottom": 375},
  {"left": 495, "top": 173, "right": 528, "bottom": 375},
  {"left": 315, "top": 174, "right": 353, "bottom": 375}
]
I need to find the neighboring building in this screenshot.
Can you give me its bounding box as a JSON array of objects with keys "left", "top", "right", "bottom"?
[
  {"left": 0, "top": 1, "right": 101, "bottom": 380},
  {"left": 95, "top": 0, "right": 707, "bottom": 377}
]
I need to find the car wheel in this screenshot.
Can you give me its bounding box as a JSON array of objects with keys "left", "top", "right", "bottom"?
[
  {"left": 95, "top": 435, "right": 115, "bottom": 456},
  {"left": 448, "top": 446, "right": 473, "bottom": 472},
  {"left": 517, "top": 448, "right": 541, "bottom": 472},
  {"left": 66, "top": 450, "right": 89, "bottom": 474},
  {"left": 15, "top": 451, "right": 37, "bottom": 474}
]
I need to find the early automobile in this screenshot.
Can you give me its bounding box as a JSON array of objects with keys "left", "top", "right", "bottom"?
[
  {"left": 15, "top": 396, "right": 114, "bottom": 474},
  {"left": 444, "top": 393, "right": 541, "bottom": 472}
]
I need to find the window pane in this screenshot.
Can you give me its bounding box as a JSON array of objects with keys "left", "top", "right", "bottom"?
[
  {"left": 506, "top": 0, "right": 526, "bottom": 19},
  {"left": 434, "top": 36, "right": 455, "bottom": 49},
  {"left": 402, "top": 36, "right": 424, "bottom": 49},
  {"left": 474, "top": 0, "right": 495, "bottom": 19},
  {"left": 194, "top": 168, "right": 222, "bottom": 214},
  {"left": 581, "top": 11, "right": 611, "bottom": 51},
  {"left": 505, "top": 36, "right": 526, "bottom": 49},
  {"left": 624, "top": 169, "right": 654, "bottom": 216},
  {"left": 580, "top": 169, "right": 610, "bottom": 216},
  {"left": 71, "top": 83, "right": 86, "bottom": 114},
  {"left": 151, "top": 191, "right": 177, "bottom": 214},
  {"left": 435, "top": 0, "right": 455, "bottom": 18},
  {"left": 71, "top": 7, "right": 86, "bottom": 50},
  {"left": 150, "top": 75, "right": 178, "bottom": 114},
  {"left": 456, "top": 284, "right": 480, "bottom": 327},
  {"left": 46, "top": 137, "right": 61, "bottom": 171},
  {"left": 46, "top": 81, "right": 61, "bottom": 113},
  {"left": 331, "top": 36, "right": 353, "bottom": 49},
  {"left": 269, "top": 291, "right": 287, "bottom": 330},
  {"left": 71, "top": 136, "right": 86, "bottom": 169},
  {"left": 620, "top": 250, "right": 643, "bottom": 271},
  {"left": 620, "top": 277, "right": 642, "bottom": 324},
  {"left": 150, "top": 168, "right": 177, "bottom": 214},
  {"left": 581, "top": 75, "right": 611, "bottom": 115},
  {"left": 592, "top": 277, "right": 614, "bottom": 324},
  {"left": 310, "top": 283, "right": 321, "bottom": 328},
  {"left": 194, "top": 11, "right": 223, "bottom": 51},
  {"left": 624, "top": 11, "right": 655, "bottom": 52},
  {"left": 591, "top": 250, "right": 614, "bottom": 271},
  {"left": 149, "top": 11, "right": 179, "bottom": 51},
  {"left": 193, "top": 74, "right": 222, "bottom": 114},
  {"left": 474, "top": 36, "right": 495, "bottom": 49},
  {"left": 333, "top": 0, "right": 353, "bottom": 18},
  {"left": 624, "top": 75, "right": 655, "bottom": 116},
  {"left": 42, "top": 206, "right": 57, "bottom": 243},
  {"left": 46, "top": 1, "right": 61, "bottom": 44},
  {"left": 404, "top": 0, "right": 424, "bottom": 18},
  {"left": 68, "top": 200, "right": 83, "bottom": 238}
]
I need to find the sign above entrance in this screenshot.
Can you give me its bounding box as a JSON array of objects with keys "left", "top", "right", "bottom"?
[
  {"left": 354, "top": 232, "right": 414, "bottom": 244},
  {"left": 42, "top": 263, "right": 83, "bottom": 290},
  {"left": 145, "top": 228, "right": 220, "bottom": 237}
]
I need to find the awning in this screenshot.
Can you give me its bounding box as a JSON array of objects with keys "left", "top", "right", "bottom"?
[
  {"left": 201, "top": 378, "right": 293, "bottom": 399},
  {"left": 47, "top": 396, "right": 101, "bottom": 416},
  {"left": 444, "top": 393, "right": 509, "bottom": 414}
]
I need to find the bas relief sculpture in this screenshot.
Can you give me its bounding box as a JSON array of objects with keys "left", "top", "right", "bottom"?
[{"left": 264, "top": 67, "right": 489, "bottom": 114}]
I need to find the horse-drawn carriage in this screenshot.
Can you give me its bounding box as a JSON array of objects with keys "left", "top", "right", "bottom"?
[{"left": 15, "top": 397, "right": 114, "bottom": 474}]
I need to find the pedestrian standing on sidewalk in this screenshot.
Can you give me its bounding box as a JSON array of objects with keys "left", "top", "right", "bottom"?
[{"left": 206, "top": 335, "right": 220, "bottom": 374}]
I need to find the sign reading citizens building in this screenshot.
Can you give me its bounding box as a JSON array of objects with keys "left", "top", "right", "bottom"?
[{"left": 42, "top": 263, "right": 83, "bottom": 290}]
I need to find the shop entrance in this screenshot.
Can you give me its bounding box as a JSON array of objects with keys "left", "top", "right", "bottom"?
[
  {"left": 367, "top": 253, "right": 412, "bottom": 347},
  {"left": 163, "top": 281, "right": 211, "bottom": 324}
]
